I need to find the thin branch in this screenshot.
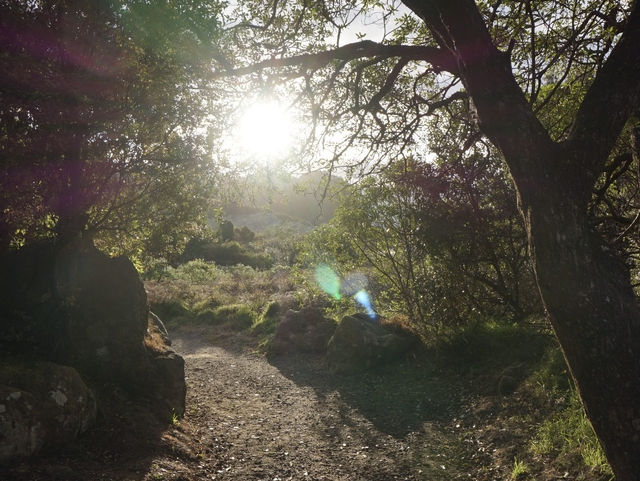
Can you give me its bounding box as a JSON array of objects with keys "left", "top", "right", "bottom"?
[{"left": 366, "top": 57, "right": 409, "bottom": 110}]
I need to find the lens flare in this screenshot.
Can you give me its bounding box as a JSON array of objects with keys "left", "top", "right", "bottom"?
[
  {"left": 354, "top": 290, "right": 377, "bottom": 319},
  {"left": 341, "top": 271, "right": 368, "bottom": 296},
  {"left": 315, "top": 264, "right": 341, "bottom": 300}
]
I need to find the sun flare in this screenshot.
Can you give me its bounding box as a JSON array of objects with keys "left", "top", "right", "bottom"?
[{"left": 236, "top": 100, "right": 294, "bottom": 161}]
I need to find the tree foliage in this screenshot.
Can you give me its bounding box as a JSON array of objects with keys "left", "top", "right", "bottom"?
[
  {"left": 0, "top": 0, "right": 225, "bottom": 257},
  {"left": 307, "top": 152, "right": 538, "bottom": 337}
]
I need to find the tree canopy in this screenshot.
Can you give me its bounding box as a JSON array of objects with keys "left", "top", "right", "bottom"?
[{"left": 0, "top": 0, "right": 225, "bottom": 259}]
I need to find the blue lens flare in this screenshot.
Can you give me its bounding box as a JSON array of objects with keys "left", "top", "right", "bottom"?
[
  {"left": 314, "top": 265, "right": 377, "bottom": 319},
  {"left": 341, "top": 271, "right": 368, "bottom": 296},
  {"left": 354, "top": 290, "right": 377, "bottom": 319}
]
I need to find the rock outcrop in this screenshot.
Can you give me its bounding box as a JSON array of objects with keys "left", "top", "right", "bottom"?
[
  {"left": 53, "top": 242, "right": 152, "bottom": 387},
  {"left": 270, "top": 306, "right": 337, "bottom": 355},
  {"left": 327, "top": 314, "right": 418, "bottom": 374},
  {"left": 0, "top": 240, "right": 186, "bottom": 463},
  {"left": 0, "top": 362, "right": 96, "bottom": 463}
]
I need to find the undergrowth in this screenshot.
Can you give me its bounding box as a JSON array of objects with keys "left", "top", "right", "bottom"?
[
  {"left": 431, "top": 322, "right": 612, "bottom": 479},
  {"left": 530, "top": 387, "right": 612, "bottom": 476},
  {"left": 145, "top": 260, "right": 300, "bottom": 335}
]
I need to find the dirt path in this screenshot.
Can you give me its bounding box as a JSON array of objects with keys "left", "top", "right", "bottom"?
[
  {"left": 144, "top": 327, "right": 478, "bottom": 481},
  {"left": 4, "top": 327, "right": 495, "bottom": 481}
]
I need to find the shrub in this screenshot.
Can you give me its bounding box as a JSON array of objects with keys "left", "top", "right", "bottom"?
[
  {"left": 235, "top": 225, "right": 256, "bottom": 243},
  {"left": 150, "top": 300, "right": 191, "bottom": 324},
  {"left": 181, "top": 239, "right": 273, "bottom": 269},
  {"left": 438, "top": 321, "right": 550, "bottom": 370},
  {"left": 171, "top": 259, "right": 221, "bottom": 283},
  {"left": 142, "top": 257, "right": 172, "bottom": 281},
  {"left": 219, "top": 220, "right": 234, "bottom": 241}
]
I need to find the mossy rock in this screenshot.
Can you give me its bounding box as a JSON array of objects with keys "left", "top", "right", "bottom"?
[
  {"left": 192, "top": 297, "right": 223, "bottom": 313},
  {"left": 213, "top": 304, "right": 255, "bottom": 330}
]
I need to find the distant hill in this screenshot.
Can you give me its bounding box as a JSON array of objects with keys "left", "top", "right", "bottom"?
[{"left": 219, "top": 171, "right": 345, "bottom": 232}]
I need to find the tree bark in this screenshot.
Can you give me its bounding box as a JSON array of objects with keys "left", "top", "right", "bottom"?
[
  {"left": 524, "top": 157, "right": 640, "bottom": 480},
  {"left": 55, "top": 133, "right": 88, "bottom": 245}
]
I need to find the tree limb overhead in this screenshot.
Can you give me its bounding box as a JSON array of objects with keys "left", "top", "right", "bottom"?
[{"left": 219, "top": 40, "right": 457, "bottom": 77}]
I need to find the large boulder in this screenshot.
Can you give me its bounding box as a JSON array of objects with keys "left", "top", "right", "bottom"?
[
  {"left": 53, "top": 240, "right": 151, "bottom": 387},
  {"left": 270, "top": 306, "right": 337, "bottom": 355},
  {"left": 0, "top": 362, "right": 96, "bottom": 464},
  {"left": 327, "top": 314, "right": 418, "bottom": 374},
  {"left": 0, "top": 240, "right": 186, "bottom": 418}
]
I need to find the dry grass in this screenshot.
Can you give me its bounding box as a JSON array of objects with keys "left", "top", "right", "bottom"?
[
  {"left": 144, "top": 314, "right": 172, "bottom": 354},
  {"left": 145, "top": 264, "right": 298, "bottom": 311}
]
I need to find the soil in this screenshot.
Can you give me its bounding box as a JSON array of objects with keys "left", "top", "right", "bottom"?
[{"left": 0, "top": 325, "right": 592, "bottom": 481}]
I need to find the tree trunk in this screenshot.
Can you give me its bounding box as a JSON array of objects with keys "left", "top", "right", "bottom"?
[
  {"left": 397, "top": 0, "right": 640, "bottom": 475},
  {"left": 520, "top": 171, "right": 640, "bottom": 480}
]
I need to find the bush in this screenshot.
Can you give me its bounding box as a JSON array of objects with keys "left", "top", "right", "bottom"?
[
  {"left": 181, "top": 238, "right": 273, "bottom": 269},
  {"left": 171, "top": 259, "right": 221, "bottom": 283},
  {"left": 251, "top": 301, "right": 281, "bottom": 336},
  {"left": 235, "top": 225, "right": 256, "bottom": 243},
  {"left": 150, "top": 300, "right": 191, "bottom": 324},
  {"left": 219, "top": 220, "right": 234, "bottom": 241},
  {"left": 437, "top": 322, "right": 550, "bottom": 368},
  {"left": 141, "top": 257, "right": 172, "bottom": 281}
]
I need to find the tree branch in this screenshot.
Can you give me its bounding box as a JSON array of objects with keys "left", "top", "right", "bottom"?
[
  {"left": 401, "top": 0, "right": 555, "bottom": 185},
  {"left": 566, "top": 1, "right": 640, "bottom": 182},
  {"left": 218, "top": 40, "right": 457, "bottom": 77},
  {"left": 366, "top": 57, "right": 410, "bottom": 110}
]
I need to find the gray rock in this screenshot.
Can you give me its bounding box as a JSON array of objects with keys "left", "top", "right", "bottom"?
[
  {"left": 0, "top": 240, "right": 186, "bottom": 427},
  {"left": 151, "top": 352, "right": 186, "bottom": 416},
  {"left": 54, "top": 241, "right": 151, "bottom": 387},
  {"left": 0, "top": 362, "right": 96, "bottom": 464}
]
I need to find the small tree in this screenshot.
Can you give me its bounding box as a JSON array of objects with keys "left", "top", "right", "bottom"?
[{"left": 219, "top": 220, "right": 235, "bottom": 242}]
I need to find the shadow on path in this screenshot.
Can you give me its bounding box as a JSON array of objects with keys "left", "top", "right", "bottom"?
[{"left": 268, "top": 352, "right": 467, "bottom": 439}]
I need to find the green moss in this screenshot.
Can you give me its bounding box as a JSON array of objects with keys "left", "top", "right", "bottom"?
[
  {"left": 216, "top": 304, "right": 256, "bottom": 329},
  {"left": 192, "top": 297, "right": 223, "bottom": 313}
]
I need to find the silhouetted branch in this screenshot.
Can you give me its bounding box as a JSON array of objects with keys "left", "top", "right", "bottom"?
[{"left": 219, "top": 40, "right": 457, "bottom": 77}]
